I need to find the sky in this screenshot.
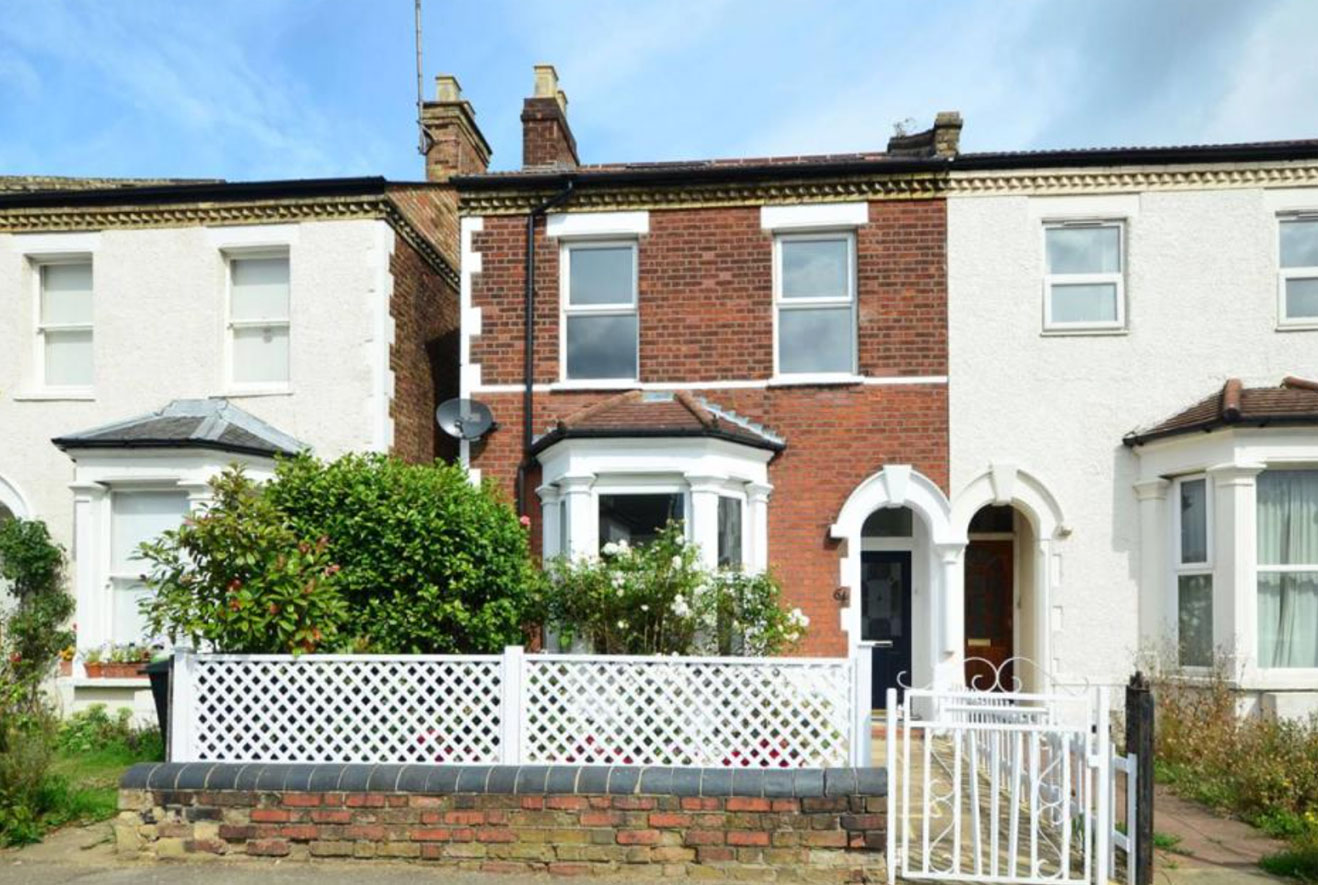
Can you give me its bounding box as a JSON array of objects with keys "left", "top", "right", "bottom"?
[{"left": 1, "top": 0, "right": 1316, "bottom": 183}]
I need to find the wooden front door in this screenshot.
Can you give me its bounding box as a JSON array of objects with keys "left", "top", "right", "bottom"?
[{"left": 964, "top": 540, "right": 1013, "bottom": 690}]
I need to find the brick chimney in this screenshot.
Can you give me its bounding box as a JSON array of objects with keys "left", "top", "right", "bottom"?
[
  {"left": 420, "top": 75, "right": 491, "bottom": 183},
  {"left": 521, "top": 64, "right": 579, "bottom": 169},
  {"left": 886, "top": 111, "right": 963, "bottom": 159}
]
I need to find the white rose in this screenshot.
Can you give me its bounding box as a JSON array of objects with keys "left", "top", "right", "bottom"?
[
  {"left": 671, "top": 554, "right": 683, "bottom": 569},
  {"left": 602, "top": 541, "right": 620, "bottom": 556},
  {"left": 641, "top": 604, "right": 650, "bottom": 612}
]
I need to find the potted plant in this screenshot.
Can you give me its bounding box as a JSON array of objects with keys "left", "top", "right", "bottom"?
[
  {"left": 103, "top": 643, "right": 150, "bottom": 678},
  {"left": 58, "top": 645, "right": 74, "bottom": 677},
  {"left": 81, "top": 645, "right": 105, "bottom": 677}
]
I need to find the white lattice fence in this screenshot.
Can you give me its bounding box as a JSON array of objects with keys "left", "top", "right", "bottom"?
[
  {"left": 170, "top": 647, "right": 866, "bottom": 767},
  {"left": 522, "top": 655, "right": 853, "bottom": 767},
  {"left": 178, "top": 654, "right": 504, "bottom": 764}
]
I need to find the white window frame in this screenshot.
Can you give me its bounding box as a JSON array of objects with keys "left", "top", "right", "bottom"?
[
  {"left": 106, "top": 484, "right": 192, "bottom": 646},
  {"left": 558, "top": 239, "right": 640, "bottom": 386},
  {"left": 1172, "top": 473, "right": 1213, "bottom": 668},
  {"left": 1255, "top": 468, "right": 1318, "bottom": 669},
  {"left": 1277, "top": 213, "right": 1318, "bottom": 330},
  {"left": 772, "top": 230, "right": 858, "bottom": 380},
  {"left": 224, "top": 247, "right": 292, "bottom": 394},
  {"left": 1042, "top": 220, "right": 1126, "bottom": 333},
  {"left": 32, "top": 255, "right": 95, "bottom": 396}
]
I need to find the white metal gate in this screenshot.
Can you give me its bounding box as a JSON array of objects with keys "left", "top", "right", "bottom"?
[{"left": 885, "top": 668, "right": 1135, "bottom": 885}]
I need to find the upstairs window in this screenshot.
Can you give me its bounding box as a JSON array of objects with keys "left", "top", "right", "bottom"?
[
  {"left": 562, "top": 242, "right": 638, "bottom": 382},
  {"left": 37, "top": 260, "right": 94, "bottom": 389},
  {"left": 1174, "top": 475, "right": 1213, "bottom": 667},
  {"left": 228, "top": 253, "right": 290, "bottom": 387},
  {"left": 1043, "top": 222, "right": 1124, "bottom": 332},
  {"left": 1279, "top": 216, "right": 1318, "bottom": 327},
  {"left": 775, "top": 233, "right": 856, "bottom": 376}
]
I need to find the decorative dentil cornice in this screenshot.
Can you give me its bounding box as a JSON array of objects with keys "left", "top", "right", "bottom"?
[
  {"left": 0, "top": 195, "right": 458, "bottom": 288},
  {"left": 947, "top": 160, "right": 1318, "bottom": 196}
]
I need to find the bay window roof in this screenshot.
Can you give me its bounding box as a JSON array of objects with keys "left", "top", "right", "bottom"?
[
  {"left": 53, "top": 398, "right": 306, "bottom": 458},
  {"left": 531, "top": 390, "right": 784, "bottom": 455},
  {"left": 1124, "top": 376, "right": 1318, "bottom": 447}
]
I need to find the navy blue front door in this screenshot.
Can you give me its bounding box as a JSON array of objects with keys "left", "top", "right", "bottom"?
[{"left": 861, "top": 551, "right": 912, "bottom": 709}]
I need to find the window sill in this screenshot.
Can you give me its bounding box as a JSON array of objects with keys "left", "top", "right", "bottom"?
[
  {"left": 1040, "top": 327, "right": 1129, "bottom": 338},
  {"left": 767, "top": 373, "right": 864, "bottom": 387},
  {"left": 224, "top": 386, "right": 293, "bottom": 398},
  {"left": 1276, "top": 321, "right": 1318, "bottom": 332},
  {"left": 70, "top": 676, "right": 149, "bottom": 688},
  {"left": 12, "top": 388, "right": 95, "bottom": 401},
  {"left": 549, "top": 379, "right": 640, "bottom": 392}
]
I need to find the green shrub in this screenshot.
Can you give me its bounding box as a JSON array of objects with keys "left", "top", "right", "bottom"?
[
  {"left": 543, "top": 523, "right": 806, "bottom": 656},
  {"left": 139, "top": 466, "right": 349, "bottom": 654},
  {"left": 265, "top": 453, "right": 539, "bottom": 653},
  {"left": 57, "top": 704, "right": 163, "bottom": 759}
]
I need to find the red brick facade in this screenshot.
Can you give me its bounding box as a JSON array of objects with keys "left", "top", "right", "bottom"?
[{"left": 464, "top": 198, "right": 948, "bottom": 656}]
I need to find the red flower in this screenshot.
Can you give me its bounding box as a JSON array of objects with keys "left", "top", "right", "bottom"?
[
  {"left": 519, "top": 515, "right": 532, "bottom": 528},
  {"left": 9, "top": 653, "right": 21, "bottom": 665}
]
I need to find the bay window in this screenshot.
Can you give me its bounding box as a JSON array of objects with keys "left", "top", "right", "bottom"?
[
  {"left": 37, "top": 260, "right": 94, "bottom": 389},
  {"left": 1043, "top": 222, "right": 1124, "bottom": 331},
  {"left": 562, "top": 242, "right": 638, "bottom": 382},
  {"left": 1257, "top": 470, "right": 1318, "bottom": 668},
  {"left": 1174, "top": 475, "right": 1213, "bottom": 667},
  {"left": 1279, "top": 215, "right": 1318, "bottom": 326},
  {"left": 599, "top": 491, "right": 684, "bottom": 549},
  {"left": 109, "top": 489, "right": 190, "bottom": 644},
  {"left": 774, "top": 233, "right": 856, "bottom": 376}
]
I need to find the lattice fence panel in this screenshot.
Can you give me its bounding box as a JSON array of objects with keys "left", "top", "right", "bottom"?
[
  {"left": 189, "top": 655, "right": 504, "bottom": 764},
  {"left": 522, "top": 657, "right": 851, "bottom": 768}
]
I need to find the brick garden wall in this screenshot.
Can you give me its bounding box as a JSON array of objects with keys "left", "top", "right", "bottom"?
[
  {"left": 466, "top": 199, "right": 948, "bottom": 655},
  {"left": 117, "top": 763, "right": 887, "bottom": 881}
]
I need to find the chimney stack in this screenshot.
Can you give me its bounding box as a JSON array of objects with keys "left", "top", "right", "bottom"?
[
  {"left": 886, "top": 111, "right": 963, "bottom": 159},
  {"left": 420, "top": 74, "right": 492, "bottom": 183},
  {"left": 521, "top": 64, "right": 579, "bottom": 169}
]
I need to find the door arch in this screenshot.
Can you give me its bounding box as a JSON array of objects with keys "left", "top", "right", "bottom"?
[{"left": 0, "top": 473, "right": 31, "bottom": 522}]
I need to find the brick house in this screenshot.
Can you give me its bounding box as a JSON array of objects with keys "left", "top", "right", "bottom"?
[
  {"left": 0, "top": 131, "right": 474, "bottom": 715},
  {"left": 446, "top": 67, "right": 961, "bottom": 699}
]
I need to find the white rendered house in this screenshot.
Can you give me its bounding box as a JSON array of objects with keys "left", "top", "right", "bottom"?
[
  {"left": 0, "top": 176, "right": 461, "bottom": 719},
  {"left": 946, "top": 143, "right": 1318, "bottom": 712}
]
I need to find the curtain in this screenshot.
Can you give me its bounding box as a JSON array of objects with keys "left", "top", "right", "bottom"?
[{"left": 1257, "top": 471, "right": 1318, "bottom": 668}]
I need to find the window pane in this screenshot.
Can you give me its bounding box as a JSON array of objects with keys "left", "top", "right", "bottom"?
[
  {"left": 40, "top": 263, "right": 92, "bottom": 324},
  {"left": 1179, "top": 478, "right": 1208, "bottom": 564},
  {"left": 1049, "top": 283, "right": 1118, "bottom": 324},
  {"left": 232, "top": 325, "right": 290, "bottom": 384},
  {"left": 778, "top": 306, "right": 853, "bottom": 374},
  {"left": 781, "top": 238, "right": 849, "bottom": 299},
  {"left": 1281, "top": 219, "right": 1318, "bottom": 268},
  {"left": 1286, "top": 278, "right": 1318, "bottom": 319},
  {"left": 1177, "top": 574, "right": 1213, "bottom": 667},
  {"left": 111, "top": 491, "right": 189, "bottom": 574},
  {"left": 717, "top": 496, "right": 743, "bottom": 568},
  {"left": 44, "top": 329, "right": 93, "bottom": 386},
  {"left": 231, "top": 256, "right": 290, "bottom": 320},
  {"left": 1258, "top": 572, "right": 1318, "bottom": 668},
  {"left": 569, "top": 246, "right": 634, "bottom": 306},
  {"left": 113, "top": 581, "right": 154, "bottom": 645},
  {"left": 861, "top": 556, "right": 906, "bottom": 643},
  {"left": 1257, "top": 470, "right": 1318, "bottom": 566},
  {"left": 969, "top": 505, "right": 1014, "bottom": 534},
  {"left": 599, "top": 493, "right": 684, "bottom": 550},
  {"left": 863, "top": 507, "right": 913, "bottom": 538},
  {"left": 1046, "top": 226, "right": 1120, "bottom": 274},
  {"left": 565, "top": 314, "right": 637, "bottom": 380}
]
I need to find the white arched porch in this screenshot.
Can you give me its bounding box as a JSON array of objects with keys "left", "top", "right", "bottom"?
[{"left": 831, "top": 465, "right": 966, "bottom": 694}]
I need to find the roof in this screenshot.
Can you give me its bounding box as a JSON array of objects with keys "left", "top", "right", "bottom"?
[
  {"left": 0, "top": 176, "right": 395, "bottom": 209},
  {"left": 0, "top": 175, "right": 220, "bottom": 193},
  {"left": 53, "top": 398, "right": 307, "bottom": 458},
  {"left": 1124, "top": 377, "right": 1318, "bottom": 446},
  {"left": 455, "top": 137, "right": 1318, "bottom": 190},
  {"left": 530, "top": 391, "right": 785, "bottom": 455}
]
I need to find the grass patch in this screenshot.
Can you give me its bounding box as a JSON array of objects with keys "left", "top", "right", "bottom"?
[
  {"left": 1153, "top": 831, "right": 1185, "bottom": 853},
  {"left": 1261, "top": 833, "right": 1318, "bottom": 883}
]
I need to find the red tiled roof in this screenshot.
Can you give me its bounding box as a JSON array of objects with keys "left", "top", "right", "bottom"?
[
  {"left": 1124, "top": 377, "right": 1318, "bottom": 446},
  {"left": 530, "top": 391, "right": 784, "bottom": 454}
]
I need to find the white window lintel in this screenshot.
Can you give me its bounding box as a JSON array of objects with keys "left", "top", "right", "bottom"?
[
  {"left": 761, "top": 202, "right": 868, "bottom": 231},
  {"left": 546, "top": 211, "right": 649, "bottom": 239}
]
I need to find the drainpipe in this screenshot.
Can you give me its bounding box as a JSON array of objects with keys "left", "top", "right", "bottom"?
[{"left": 517, "top": 177, "right": 575, "bottom": 517}]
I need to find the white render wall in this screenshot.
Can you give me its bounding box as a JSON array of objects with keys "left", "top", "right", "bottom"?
[
  {"left": 948, "top": 183, "right": 1318, "bottom": 685},
  {"left": 0, "top": 217, "right": 395, "bottom": 553}
]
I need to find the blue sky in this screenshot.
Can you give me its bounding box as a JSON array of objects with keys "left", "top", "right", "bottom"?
[{"left": 2, "top": 0, "right": 1316, "bottom": 182}]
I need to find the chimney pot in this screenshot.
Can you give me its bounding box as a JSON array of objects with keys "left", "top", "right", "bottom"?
[
  {"left": 435, "top": 74, "right": 462, "bottom": 103},
  {"left": 533, "top": 64, "right": 559, "bottom": 98},
  {"left": 522, "top": 63, "right": 578, "bottom": 169}
]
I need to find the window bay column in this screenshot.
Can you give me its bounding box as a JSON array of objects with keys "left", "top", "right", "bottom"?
[
  {"left": 536, "top": 484, "right": 563, "bottom": 565},
  {"left": 1134, "top": 477, "right": 1170, "bottom": 662},
  {"left": 559, "top": 474, "right": 596, "bottom": 559},
  {"left": 746, "top": 482, "right": 772, "bottom": 573},
  {"left": 685, "top": 475, "right": 724, "bottom": 569},
  {"left": 1208, "top": 462, "right": 1264, "bottom": 681},
  {"left": 69, "top": 481, "right": 107, "bottom": 673}
]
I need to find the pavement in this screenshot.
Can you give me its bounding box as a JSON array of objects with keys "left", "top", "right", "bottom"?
[{"left": 1151, "top": 785, "right": 1291, "bottom": 884}]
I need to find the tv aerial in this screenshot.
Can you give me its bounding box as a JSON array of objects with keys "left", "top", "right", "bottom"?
[{"left": 435, "top": 398, "right": 495, "bottom": 440}]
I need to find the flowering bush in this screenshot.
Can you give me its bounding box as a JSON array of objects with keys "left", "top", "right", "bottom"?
[
  {"left": 543, "top": 523, "right": 806, "bottom": 656},
  {"left": 139, "top": 467, "right": 349, "bottom": 654}
]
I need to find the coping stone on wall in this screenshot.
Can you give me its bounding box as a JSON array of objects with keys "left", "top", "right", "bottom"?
[{"left": 122, "top": 762, "right": 888, "bottom": 797}]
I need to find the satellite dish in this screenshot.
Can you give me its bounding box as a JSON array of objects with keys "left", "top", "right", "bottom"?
[{"left": 436, "top": 398, "right": 495, "bottom": 440}]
